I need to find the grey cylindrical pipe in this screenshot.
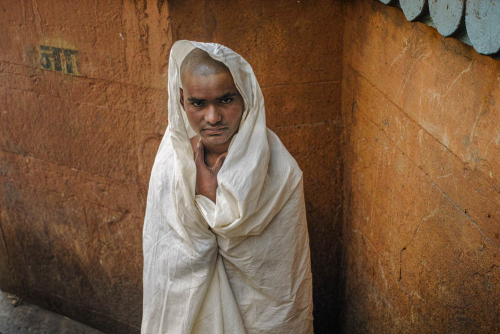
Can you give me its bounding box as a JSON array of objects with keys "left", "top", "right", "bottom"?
[
  {"left": 400, "top": 0, "right": 428, "bottom": 22},
  {"left": 465, "top": 0, "right": 500, "bottom": 55},
  {"left": 429, "top": 0, "right": 466, "bottom": 37}
]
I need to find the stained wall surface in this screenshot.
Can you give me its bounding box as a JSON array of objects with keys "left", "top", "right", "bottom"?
[
  {"left": 0, "top": 0, "right": 344, "bottom": 333},
  {"left": 341, "top": 1, "right": 500, "bottom": 333}
]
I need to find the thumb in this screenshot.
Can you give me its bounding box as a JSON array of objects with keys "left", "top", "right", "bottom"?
[
  {"left": 213, "top": 153, "right": 228, "bottom": 172},
  {"left": 195, "top": 139, "right": 205, "bottom": 166}
]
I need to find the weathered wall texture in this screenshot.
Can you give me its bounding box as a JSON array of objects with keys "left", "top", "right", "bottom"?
[
  {"left": 0, "top": 1, "right": 171, "bottom": 333},
  {"left": 341, "top": 1, "right": 500, "bottom": 333},
  {"left": 0, "top": 0, "right": 343, "bottom": 333}
]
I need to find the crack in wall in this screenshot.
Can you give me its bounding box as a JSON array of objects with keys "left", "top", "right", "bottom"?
[
  {"left": 361, "top": 104, "right": 500, "bottom": 252},
  {"left": 350, "top": 66, "right": 500, "bottom": 252},
  {"left": 350, "top": 224, "right": 438, "bottom": 333},
  {"left": 398, "top": 191, "right": 434, "bottom": 282},
  {"left": 347, "top": 63, "right": 472, "bottom": 165},
  {"left": 345, "top": 63, "right": 500, "bottom": 331}
]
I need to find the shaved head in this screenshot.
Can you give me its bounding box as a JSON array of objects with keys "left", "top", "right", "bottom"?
[{"left": 180, "top": 48, "right": 231, "bottom": 86}]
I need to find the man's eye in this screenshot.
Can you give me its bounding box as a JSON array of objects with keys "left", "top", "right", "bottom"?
[
  {"left": 220, "top": 98, "right": 232, "bottom": 104},
  {"left": 192, "top": 101, "right": 204, "bottom": 107}
]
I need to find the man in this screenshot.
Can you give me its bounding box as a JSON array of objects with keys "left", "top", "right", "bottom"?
[{"left": 142, "top": 40, "right": 313, "bottom": 334}]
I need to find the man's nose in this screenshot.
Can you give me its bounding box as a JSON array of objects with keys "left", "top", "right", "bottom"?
[{"left": 205, "top": 104, "right": 222, "bottom": 124}]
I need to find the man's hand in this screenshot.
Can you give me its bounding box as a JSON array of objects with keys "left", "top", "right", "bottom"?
[{"left": 194, "top": 139, "right": 227, "bottom": 203}]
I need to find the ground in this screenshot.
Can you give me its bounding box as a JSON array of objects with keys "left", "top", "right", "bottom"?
[{"left": 0, "top": 290, "right": 104, "bottom": 334}]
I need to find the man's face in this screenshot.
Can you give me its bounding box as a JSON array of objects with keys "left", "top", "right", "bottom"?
[{"left": 180, "top": 70, "right": 244, "bottom": 148}]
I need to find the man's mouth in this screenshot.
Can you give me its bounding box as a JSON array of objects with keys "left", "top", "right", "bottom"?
[{"left": 202, "top": 127, "right": 226, "bottom": 135}]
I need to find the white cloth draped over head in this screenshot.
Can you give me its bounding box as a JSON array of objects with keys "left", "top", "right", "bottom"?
[{"left": 142, "top": 40, "right": 313, "bottom": 334}]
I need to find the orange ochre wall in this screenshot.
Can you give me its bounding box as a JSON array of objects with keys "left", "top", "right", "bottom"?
[
  {"left": 341, "top": 1, "right": 500, "bottom": 333},
  {"left": 0, "top": 0, "right": 343, "bottom": 333},
  {"left": 4, "top": 0, "right": 499, "bottom": 333}
]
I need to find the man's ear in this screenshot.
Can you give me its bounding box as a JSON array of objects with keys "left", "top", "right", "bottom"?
[{"left": 179, "top": 88, "right": 185, "bottom": 110}]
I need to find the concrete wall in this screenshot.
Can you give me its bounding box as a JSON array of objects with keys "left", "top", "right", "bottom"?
[
  {"left": 341, "top": 1, "right": 500, "bottom": 333},
  {"left": 0, "top": 0, "right": 344, "bottom": 333}
]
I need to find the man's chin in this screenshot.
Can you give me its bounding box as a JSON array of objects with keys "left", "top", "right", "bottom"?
[{"left": 201, "top": 135, "right": 230, "bottom": 146}]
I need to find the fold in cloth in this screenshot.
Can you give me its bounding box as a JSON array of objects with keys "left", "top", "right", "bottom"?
[{"left": 142, "top": 40, "right": 314, "bottom": 334}]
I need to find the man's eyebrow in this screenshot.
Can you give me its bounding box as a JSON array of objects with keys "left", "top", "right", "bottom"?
[
  {"left": 187, "top": 93, "right": 236, "bottom": 102},
  {"left": 216, "top": 93, "right": 237, "bottom": 100},
  {"left": 187, "top": 97, "right": 204, "bottom": 102}
]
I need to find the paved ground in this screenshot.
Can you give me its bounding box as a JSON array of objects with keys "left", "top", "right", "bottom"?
[{"left": 0, "top": 290, "right": 105, "bottom": 334}]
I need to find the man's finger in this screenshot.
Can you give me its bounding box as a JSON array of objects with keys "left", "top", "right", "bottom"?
[{"left": 195, "top": 139, "right": 205, "bottom": 166}]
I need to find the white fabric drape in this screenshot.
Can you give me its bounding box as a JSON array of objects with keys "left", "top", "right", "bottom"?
[{"left": 141, "top": 40, "right": 313, "bottom": 334}]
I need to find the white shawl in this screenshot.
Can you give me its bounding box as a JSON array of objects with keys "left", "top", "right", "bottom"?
[{"left": 141, "top": 40, "right": 313, "bottom": 334}]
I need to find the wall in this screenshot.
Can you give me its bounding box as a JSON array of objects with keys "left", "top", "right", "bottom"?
[
  {"left": 0, "top": 1, "right": 171, "bottom": 332},
  {"left": 0, "top": 0, "right": 344, "bottom": 333},
  {"left": 341, "top": 1, "right": 500, "bottom": 333}
]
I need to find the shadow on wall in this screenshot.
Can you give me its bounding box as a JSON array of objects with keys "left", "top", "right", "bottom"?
[{"left": 0, "top": 0, "right": 345, "bottom": 333}]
